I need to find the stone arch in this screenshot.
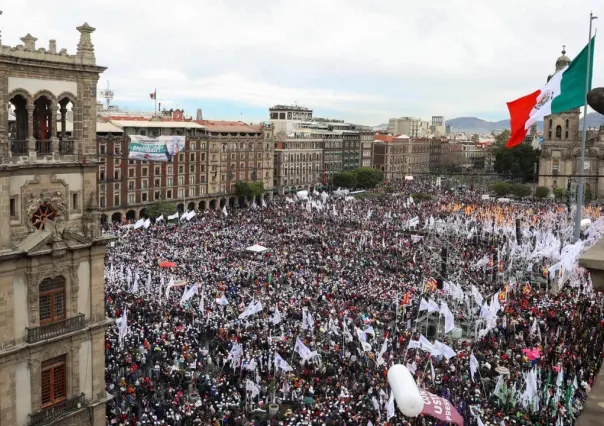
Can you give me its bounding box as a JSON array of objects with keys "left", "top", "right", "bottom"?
[
  {"left": 111, "top": 212, "right": 122, "bottom": 223},
  {"left": 126, "top": 210, "right": 136, "bottom": 221},
  {"left": 139, "top": 208, "right": 148, "bottom": 219},
  {"left": 177, "top": 203, "right": 184, "bottom": 213},
  {"left": 238, "top": 196, "right": 246, "bottom": 208},
  {"left": 198, "top": 200, "right": 206, "bottom": 210},
  {"left": 219, "top": 198, "right": 227, "bottom": 208},
  {"left": 100, "top": 214, "right": 108, "bottom": 225},
  {"left": 32, "top": 89, "right": 58, "bottom": 104},
  {"left": 8, "top": 88, "right": 33, "bottom": 105},
  {"left": 209, "top": 199, "right": 217, "bottom": 210},
  {"left": 187, "top": 202, "right": 196, "bottom": 211},
  {"left": 263, "top": 192, "right": 271, "bottom": 201},
  {"left": 56, "top": 91, "right": 78, "bottom": 105},
  {"left": 228, "top": 197, "right": 236, "bottom": 207}
]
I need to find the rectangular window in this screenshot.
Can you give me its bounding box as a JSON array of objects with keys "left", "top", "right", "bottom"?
[
  {"left": 114, "top": 194, "right": 120, "bottom": 206},
  {"left": 128, "top": 181, "right": 135, "bottom": 191},
  {"left": 200, "top": 175, "right": 206, "bottom": 184},
  {"left": 155, "top": 166, "right": 160, "bottom": 175},
  {"left": 178, "top": 176, "right": 185, "bottom": 186},
  {"left": 167, "top": 190, "right": 172, "bottom": 199},
  {"left": 155, "top": 191, "right": 160, "bottom": 200},
  {"left": 201, "top": 143, "right": 206, "bottom": 150},
  {"left": 178, "top": 188, "right": 184, "bottom": 198},
  {"left": 201, "top": 153, "right": 206, "bottom": 161},
  {"left": 142, "top": 193, "right": 148, "bottom": 202},
  {"left": 71, "top": 193, "right": 78, "bottom": 211},
  {"left": 167, "top": 165, "right": 173, "bottom": 174},
  {"left": 128, "top": 168, "right": 135, "bottom": 178},
  {"left": 190, "top": 164, "right": 195, "bottom": 173},
  {"left": 39, "top": 277, "right": 66, "bottom": 325},
  {"left": 190, "top": 153, "right": 195, "bottom": 162},
  {"left": 100, "top": 144, "right": 106, "bottom": 155},
  {"left": 189, "top": 175, "right": 196, "bottom": 185},
  {"left": 167, "top": 177, "right": 173, "bottom": 187},
  {"left": 155, "top": 178, "right": 160, "bottom": 187},
  {"left": 142, "top": 168, "right": 148, "bottom": 177},
  {"left": 10, "top": 197, "right": 16, "bottom": 217},
  {"left": 179, "top": 153, "right": 184, "bottom": 162},
  {"left": 128, "top": 193, "right": 135, "bottom": 204},
  {"left": 190, "top": 142, "right": 196, "bottom": 151},
  {"left": 142, "top": 180, "right": 148, "bottom": 189},
  {"left": 41, "top": 356, "right": 67, "bottom": 408},
  {"left": 179, "top": 165, "right": 184, "bottom": 174}
]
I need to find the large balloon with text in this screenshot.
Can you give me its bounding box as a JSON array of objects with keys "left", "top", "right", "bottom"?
[{"left": 387, "top": 364, "right": 424, "bottom": 417}]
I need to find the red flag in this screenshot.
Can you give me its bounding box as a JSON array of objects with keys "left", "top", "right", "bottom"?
[
  {"left": 505, "top": 90, "right": 540, "bottom": 148},
  {"left": 150, "top": 92, "right": 156, "bottom": 99}
]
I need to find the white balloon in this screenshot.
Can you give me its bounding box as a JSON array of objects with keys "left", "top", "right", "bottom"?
[{"left": 387, "top": 364, "right": 424, "bottom": 417}]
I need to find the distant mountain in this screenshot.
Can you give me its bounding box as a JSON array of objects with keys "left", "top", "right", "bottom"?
[
  {"left": 445, "top": 117, "right": 516, "bottom": 134},
  {"left": 446, "top": 113, "right": 604, "bottom": 134},
  {"left": 372, "top": 123, "right": 388, "bottom": 131}
]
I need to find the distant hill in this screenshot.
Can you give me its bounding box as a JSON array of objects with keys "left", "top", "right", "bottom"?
[
  {"left": 375, "top": 113, "right": 604, "bottom": 135},
  {"left": 372, "top": 123, "right": 388, "bottom": 131}
]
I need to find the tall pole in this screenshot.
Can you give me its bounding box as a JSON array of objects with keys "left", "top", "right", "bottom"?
[
  {"left": 574, "top": 13, "right": 597, "bottom": 242},
  {"left": 154, "top": 88, "right": 157, "bottom": 117}
]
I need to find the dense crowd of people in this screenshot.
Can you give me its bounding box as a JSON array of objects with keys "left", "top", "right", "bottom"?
[{"left": 103, "top": 179, "right": 604, "bottom": 426}]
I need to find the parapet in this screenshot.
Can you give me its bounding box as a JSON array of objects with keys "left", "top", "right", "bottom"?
[{"left": 0, "top": 23, "right": 97, "bottom": 65}]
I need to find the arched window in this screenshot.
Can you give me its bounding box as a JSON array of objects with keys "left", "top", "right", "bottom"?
[
  {"left": 549, "top": 119, "right": 553, "bottom": 129},
  {"left": 555, "top": 125, "right": 562, "bottom": 139},
  {"left": 565, "top": 119, "right": 569, "bottom": 128},
  {"left": 39, "top": 276, "right": 66, "bottom": 325}
]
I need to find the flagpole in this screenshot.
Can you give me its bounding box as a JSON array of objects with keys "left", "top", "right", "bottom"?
[
  {"left": 154, "top": 88, "right": 157, "bottom": 117},
  {"left": 574, "top": 12, "right": 597, "bottom": 242}
]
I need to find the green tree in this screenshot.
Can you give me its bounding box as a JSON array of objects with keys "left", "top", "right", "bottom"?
[
  {"left": 411, "top": 192, "right": 432, "bottom": 201},
  {"left": 147, "top": 201, "right": 177, "bottom": 219},
  {"left": 493, "top": 143, "right": 539, "bottom": 182},
  {"left": 235, "top": 180, "right": 255, "bottom": 201},
  {"left": 494, "top": 129, "right": 511, "bottom": 147},
  {"left": 250, "top": 181, "right": 265, "bottom": 198},
  {"left": 511, "top": 183, "right": 532, "bottom": 197},
  {"left": 333, "top": 172, "right": 357, "bottom": 189},
  {"left": 354, "top": 167, "right": 383, "bottom": 189},
  {"left": 535, "top": 186, "right": 550, "bottom": 198},
  {"left": 584, "top": 187, "right": 594, "bottom": 203},
  {"left": 492, "top": 181, "right": 511, "bottom": 197},
  {"left": 553, "top": 187, "right": 566, "bottom": 200}
]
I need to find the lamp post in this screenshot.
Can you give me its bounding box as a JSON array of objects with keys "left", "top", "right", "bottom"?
[{"left": 574, "top": 12, "right": 598, "bottom": 242}]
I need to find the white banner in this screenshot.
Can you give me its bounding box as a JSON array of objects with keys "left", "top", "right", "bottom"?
[{"left": 128, "top": 135, "right": 186, "bottom": 162}]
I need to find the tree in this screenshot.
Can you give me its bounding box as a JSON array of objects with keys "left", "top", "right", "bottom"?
[
  {"left": 147, "top": 201, "right": 177, "bottom": 219},
  {"left": 250, "top": 181, "right": 265, "bottom": 198},
  {"left": 535, "top": 186, "right": 550, "bottom": 198},
  {"left": 493, "top": 143, "right": 539, "bottom": 182},
  {"left": 553, "top": 187, "right": 566, "bottom": 200},
  {"left": 440, "top": 152, "right": 466, "bottom": 170},
  {"left": 235, "top": 180, "right": 255, "bottom": 200},
  {"left": 492, "top": 181, "right": 511, "bottom": 197},
  {"left": 511, "top": 183, "right": 532, "bottom": 198},
  {"left": 333, "top": 172, "right": 357, "bottom": 189},
  {"left": 584, "top": 187, "right": 594, "bottom": 203},
  {"left": 494, "top": 129, "right": 511, "bottom": 147},
  {"left": 354, "top": 167, "right": 383, "bottom": 189}
]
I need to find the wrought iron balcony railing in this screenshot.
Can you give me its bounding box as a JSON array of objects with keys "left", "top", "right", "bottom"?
[
  {"left": 26, "top": 313, "right": 85, "bottom": 344},
  {"left": 59, "top": 140, "right": 74, "bottom": 154},
  {"left": 29, "top": 393, "right": 88, "bottom": 426},
  {"left": 36, "top": 140, "right": 52, "bottom": 154},
  {"left": 11, "top": 139, "right": 28, "bottom": 154}
]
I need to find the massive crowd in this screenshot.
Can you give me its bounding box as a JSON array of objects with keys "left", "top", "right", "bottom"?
[{"left": 102, "top": 180, "right": 604, "bottom": 426}]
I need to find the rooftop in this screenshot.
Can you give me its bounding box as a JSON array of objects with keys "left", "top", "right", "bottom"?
[
  {"left": 269, "top": 105, "right": 312, "bottom": 111},
  {"left": 194, "top": 120, "right": 264, "bottom": 133},
  {"left": 109, "top": 120, "right": 204, "bottom": 129}
]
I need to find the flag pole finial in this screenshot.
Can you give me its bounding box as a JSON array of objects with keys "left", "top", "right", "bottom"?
[{"left": 562, "top": 45, "right": 566, "bottom": 55}]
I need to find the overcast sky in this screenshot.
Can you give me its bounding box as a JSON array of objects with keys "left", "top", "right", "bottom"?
[{"left": 3, "top": 0, "right": 602, "bottom": 125}]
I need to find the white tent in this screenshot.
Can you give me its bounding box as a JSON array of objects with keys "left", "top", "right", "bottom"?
[{"left": 245, "top": 244, "right": 269, "bottom": 253}]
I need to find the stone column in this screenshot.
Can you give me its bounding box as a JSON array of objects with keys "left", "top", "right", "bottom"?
[
  {"left": 29, "top": 356, "right": 42, "bottom": 412},
  {"left": 26, "top": 104, "right": 36, "bottom": 159},
  {"left": 60, "top": 106, "right": 67, "bottom": 141},
  {"left": 70, "top": 342, "right": 81, "bottom": 396},
  {"left": 51, "top": 102, "right": 59, "bottom": 154}
]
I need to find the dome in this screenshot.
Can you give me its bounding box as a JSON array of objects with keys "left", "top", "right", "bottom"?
[{"left": 555, "top": 46, "right": 570, "bottom": 71}]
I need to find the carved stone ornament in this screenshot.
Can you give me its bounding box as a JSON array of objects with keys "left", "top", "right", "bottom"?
[{"left": 88, "top": 190, "right": 98, "bottom": 209}]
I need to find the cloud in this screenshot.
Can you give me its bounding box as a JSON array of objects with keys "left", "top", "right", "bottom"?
[{"left": 2, "top": 0, "right": 602, "bottom": 124}]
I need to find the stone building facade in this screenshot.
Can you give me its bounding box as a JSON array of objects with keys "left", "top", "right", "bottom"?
[
  {"left": 0, "top": 24, "right": 111, "bottom": 426},
  {"left": 539, "top": 47, "right": 604, "bottom": 198},
  {"left": 89, "top": 118, "right": 274, "bottom": 223}
]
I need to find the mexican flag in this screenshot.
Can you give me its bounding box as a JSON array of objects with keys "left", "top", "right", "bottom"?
[{"left": 505, "top": 37, "right": 595, "bottom": 148}]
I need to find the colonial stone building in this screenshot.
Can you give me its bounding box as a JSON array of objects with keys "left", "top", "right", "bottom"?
[
  {"left": 539, "top": 47, "right": 604, "bottom": 198},
  {"left": 0, "top": 24, "right": 111, "bottom": 425}
]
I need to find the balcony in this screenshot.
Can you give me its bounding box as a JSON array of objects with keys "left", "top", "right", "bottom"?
[
  {"left": 36, "top": 140, "right": 52, "bottom": 154},
  {"left": 11, "top": 140, "right": 28, "bottom": 154},
  {"left": 26, "top": 314, "right": 85, "bottom": 344},
  {"left": 29, "top": 393, "right": 88, "bottom": 426},
  {"left": 59, "top": 140, "right": 74, "bottom": 154}
]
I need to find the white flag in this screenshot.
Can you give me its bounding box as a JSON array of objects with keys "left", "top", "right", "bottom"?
[
  {"left": 222, "top": 205, "right": 228, "bottom": 217},
  {"left": 272, "top": 306, "right": 282, "bottom": 325},
  {"left": 274, "top": 352, "right": 293, "bottom": 372},
  {"left": 470, "top": 352, "right": 479, "bottom": 381},
  {"left": 294, "top": 337, "right": 313, "bottom": 361},
  {"left": 215, "top": 294, "right": 229, "bottom": 305},
  {"left": 180, "top": 283, "right": 199, "bottom": 305}
]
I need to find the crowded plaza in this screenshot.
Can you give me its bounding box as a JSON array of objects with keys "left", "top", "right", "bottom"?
[{"left": 102, "top": 179, "right": 604, "bottom": 426}]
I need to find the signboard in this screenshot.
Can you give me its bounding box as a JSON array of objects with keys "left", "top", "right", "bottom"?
[
  {"left": 419, "top": 389, "right": 464, "bottom": 426},
  {"left": 128, "top": 135, "right": 186, "bottom": 162}
]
